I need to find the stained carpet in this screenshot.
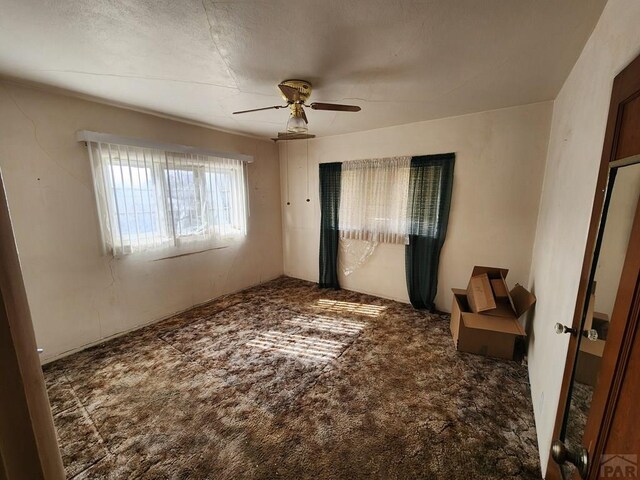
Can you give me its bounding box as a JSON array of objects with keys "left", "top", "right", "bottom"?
[{"left": 43, "top": 276, "right": 540, "bottom": 479}]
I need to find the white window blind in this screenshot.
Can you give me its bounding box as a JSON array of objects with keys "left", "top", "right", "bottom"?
[
  {"left": 86, "top": 141, "right": 248, "bottom": 256},
  {"left": 339, "top": 157, "right": 411, "bottom": 244}
]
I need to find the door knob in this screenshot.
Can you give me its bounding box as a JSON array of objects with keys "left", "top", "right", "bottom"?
[
  {"left": 551, "top": 440, "right": 589, "bottom": 478},
  {"left": 555, "top": 323, "right": 599, "bottom": 340},
  {"left": 555, "top": 323, "right": 577, "bottom": 335}
]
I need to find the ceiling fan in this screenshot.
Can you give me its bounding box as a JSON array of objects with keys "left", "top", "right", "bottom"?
[{"left": 232, "top": 79, "right": 361, "bottom": 141}]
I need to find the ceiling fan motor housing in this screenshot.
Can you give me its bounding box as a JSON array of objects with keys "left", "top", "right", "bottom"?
[{"left": 279, "top": 79, "right": 312, "bottom": 103}]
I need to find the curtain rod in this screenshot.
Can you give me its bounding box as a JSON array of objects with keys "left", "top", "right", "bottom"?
[{"left": 76, "top": 130, "right": 254, "bottom": 163}]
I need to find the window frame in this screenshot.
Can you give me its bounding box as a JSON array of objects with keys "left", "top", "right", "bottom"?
[
  {"left": 86, "top": 138, "right": 250, "bottom": 258},
  {"left": 338, "top": 157, "right": 411, "bottom": 245}
]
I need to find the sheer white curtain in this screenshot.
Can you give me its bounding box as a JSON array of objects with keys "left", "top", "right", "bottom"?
[
  {"left": 339, "top": 156, "right": 411, "bottom": 245},
  {"left": 339, "top": 238, "right": 377, "bottom": 276},
  {"left": 87, "top": 141, "right": 247, "bottom": 256}
]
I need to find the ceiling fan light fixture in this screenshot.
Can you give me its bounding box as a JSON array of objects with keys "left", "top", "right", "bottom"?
[{"left": 286, "top": 114, "right": 308, "bottom": 134}]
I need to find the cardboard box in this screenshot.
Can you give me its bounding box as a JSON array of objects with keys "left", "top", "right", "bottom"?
[
  {"left": 450, "top": 288, "right": 526, "bottom": 360},
  {"left": 467, "top": 273, "right": 495, "bottom": 312},
  {"left": 575, "top": 337, "right": 606, "bottom": 387},
  {"left": 491, "top": 278, "right": 509, "bottom": 298},
  {"left": 466, "top": 266, "right": 536, "bottom": 319},
  {"left": 575, "top": 309, "right": 609, "bottom": 387},
  {"left": 467, "top": 267, "right": 509, "bottom": 315},
  {"left": 450, "top": 266, "right": 536, "bottom": 360}
]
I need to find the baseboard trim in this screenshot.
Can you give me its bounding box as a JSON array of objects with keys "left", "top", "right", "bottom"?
[{"left": 41, "top": 273, "right": 285, "bottom": 364}]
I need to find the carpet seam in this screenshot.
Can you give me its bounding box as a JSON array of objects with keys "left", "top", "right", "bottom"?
[{"left": 63, "top": 373, "right": 112, "bottom": 455}]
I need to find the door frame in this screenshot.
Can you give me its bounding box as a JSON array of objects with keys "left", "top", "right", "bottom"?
[
  {"left": 0, "top": 170, "right": 64, "bottom": 479},
  {"left": 546, "top": 52, "right": 640, "bottom": 479}
]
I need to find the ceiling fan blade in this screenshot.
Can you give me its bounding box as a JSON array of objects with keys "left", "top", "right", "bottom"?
[
  {"left": 309, "top": 102, "right": 361, "bottom": 112},
  {"left": 272, "top": 132, "right": 316, "bottom": 142},
  {"left": 278, "top": 84, "right": 300, "bottom": 102},
  {"left": 300, "top": 106, "right": 308, "bottom": 124},
  {"left": 233, "top": 105, "right": 286, "bottom": 114}
]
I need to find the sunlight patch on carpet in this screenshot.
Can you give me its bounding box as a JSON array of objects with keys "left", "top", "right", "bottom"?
[
  {"left": 284, "top": 314, "right": 366, "bottom": 335},
  {"left": 313, "top": 299, "right": 387, "bottom": 317},
  {"left": 247, "top": 330, "right": 345, "bottom": 361}
]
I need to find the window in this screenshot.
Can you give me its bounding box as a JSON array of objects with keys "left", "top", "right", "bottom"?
[
  {"left": 406, "top": 161, "right": 446, "bottom": 239},
  {"left": 339, "top": 157, "right": 411, "bottom": 244},
  {"left": 87, "top": 141, "right": 248, "bottom": 255}
]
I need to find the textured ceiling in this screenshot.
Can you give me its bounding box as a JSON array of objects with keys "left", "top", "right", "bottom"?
[{"left": 0, "top": 0, "right": 607, "bottom": 138}]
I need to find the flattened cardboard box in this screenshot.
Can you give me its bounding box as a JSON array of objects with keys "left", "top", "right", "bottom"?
[{"left": 450, "top": 289, "right": 527, "bottom": 360}]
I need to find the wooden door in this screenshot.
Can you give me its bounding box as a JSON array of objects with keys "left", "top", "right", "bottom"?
[
  {"left": 548, "top": 51, "right": 640, "bottom": 479},
  {"left": 583, "top": 194, "right": 640, "bottom": 478},
  {"left": 582, "top": 56, "right": 640, "bottom": 478},
  {"left": 0, "top": 171, "right": 64, "bottom": 479}
]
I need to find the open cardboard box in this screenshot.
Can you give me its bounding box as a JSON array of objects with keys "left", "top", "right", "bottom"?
[
  {"left": 451, "top": 288, "right": 528, "bottom": 360},
  {"left": 450, "top": 266, "right": 536, "bottom": 360},
  {"left": 466, "top": 266, "right": 536, "bottom": 319}
]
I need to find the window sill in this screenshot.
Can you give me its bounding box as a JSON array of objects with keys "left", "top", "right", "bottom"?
[
  {"left": 153, "top": 244, "right": 230, "bottom": 261},
  {"left": 108, "top": 234, "right": 245, "bottom": 261}
]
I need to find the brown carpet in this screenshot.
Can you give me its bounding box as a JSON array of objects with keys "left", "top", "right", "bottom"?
[
  {"left": 565, "top": 382, "right": 594, "bottom": 450},
  {"left": 43, "top": 276, "right": 541, "bottom": 479}
]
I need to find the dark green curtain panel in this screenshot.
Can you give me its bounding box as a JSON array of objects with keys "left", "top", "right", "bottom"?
[
  {"left": 405, "top": 153, "right": 455, "bottom": 310},
  {"left": 319, "top": 162, "right": 342, "bottom": 289}
]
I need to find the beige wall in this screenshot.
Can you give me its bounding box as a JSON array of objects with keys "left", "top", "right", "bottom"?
[
  {"left": 280, "top": 102, "right": 552, "bottom": 312},
  {"left": 526, "top": 0, "right": 640, "bottom": 473},
  {"left": 0, "top": 82, "right": 283, "bottom": 363}
]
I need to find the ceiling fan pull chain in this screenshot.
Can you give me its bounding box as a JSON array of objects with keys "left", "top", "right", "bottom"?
[
  {"left": 286, "top": 140, "right": 290, "bottom": 206},
  {"left": 306, "top": 138, "right": 310, "bottom": 202}
]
